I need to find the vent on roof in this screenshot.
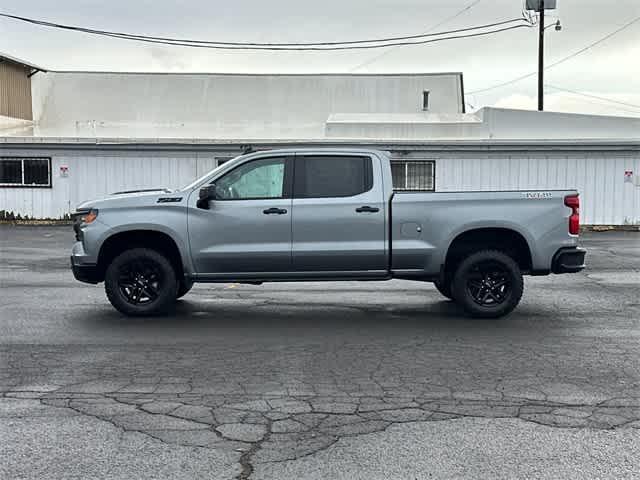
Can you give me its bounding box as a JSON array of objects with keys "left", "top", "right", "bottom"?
[{"left": 422, "top": 91, "right": 430, "bottom": 111}]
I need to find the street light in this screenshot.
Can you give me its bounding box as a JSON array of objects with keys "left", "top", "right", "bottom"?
[
  {"left": 546, "top": 20, "right": 562, "bottom": 32},
  {"left": 526, "top": 0, "right": 560, "bottom": 111}
]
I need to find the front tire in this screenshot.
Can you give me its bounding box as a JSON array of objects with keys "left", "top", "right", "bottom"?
[
  {"left": 105, "top": 248, "right": 178, "bottom": 316},
  {"left": 451, "top": 250, "right": 523, "bottom": 318}
]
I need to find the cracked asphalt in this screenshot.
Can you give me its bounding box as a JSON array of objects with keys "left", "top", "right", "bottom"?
[{"left": 1, "top": 226, "right": 639, "bottom": 479}]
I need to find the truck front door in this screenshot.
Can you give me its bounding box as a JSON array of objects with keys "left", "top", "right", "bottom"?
[
  {"left": 188, "top": 156, "right": 293, "bottom": 275},
  {"left": 291, "top": 154, "right": 387, "bottom": 274}
]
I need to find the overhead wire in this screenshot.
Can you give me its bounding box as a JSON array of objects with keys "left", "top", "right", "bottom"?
[
  {"left": 468, "top": 15, "right": 640, "bottom": 94},
  {"left": 0, "top": 11, "right": 532, "bottom": 50},
  {"left": 351, "top": 0, "right": 484, "bottom": 71},
  {"left": 545, "top": 84, "right": 640, "bottom": 112},
  {"left": 85, "top": 23, "right": 534, "bottom": 51}
]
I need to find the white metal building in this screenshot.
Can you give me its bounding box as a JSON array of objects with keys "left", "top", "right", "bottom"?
[{"left": 1, "top": 53, "right": 639, "bottom": 225}]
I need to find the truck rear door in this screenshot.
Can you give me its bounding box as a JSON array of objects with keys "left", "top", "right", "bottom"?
[{"left": 291, "top": 153, "right": 387, "bottom": 274}]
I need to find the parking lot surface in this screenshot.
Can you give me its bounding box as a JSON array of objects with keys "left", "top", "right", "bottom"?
[{"left": 1, "top": 226, "right": 639, "bottom": 479}]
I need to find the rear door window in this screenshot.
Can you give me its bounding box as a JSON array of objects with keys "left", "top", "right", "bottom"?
[{"left": 294, "top": 156, "right": 372, "bottom": 198}]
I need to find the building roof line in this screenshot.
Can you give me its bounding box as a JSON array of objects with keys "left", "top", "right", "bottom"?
[
  {"left": 37, "top": 70, "right": 464, "bottom": 77},
  {"left": 0, "top": 51, "right": 46, "bottom": 72},
  {"left": 1, "top": 136, "right": 638, "bottom": 148}
]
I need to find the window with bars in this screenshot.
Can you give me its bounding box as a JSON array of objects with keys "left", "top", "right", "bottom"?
[
  {"left": 0, "top": 157, "right": 52, "bottom": 187},
  {"left": 391, "top": 160, "right": 435, "bottom": 191}
]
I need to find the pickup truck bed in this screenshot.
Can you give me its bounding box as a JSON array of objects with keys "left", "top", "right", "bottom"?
[{"left": 391, "top": 190, "right": 579, "bottom": 276}]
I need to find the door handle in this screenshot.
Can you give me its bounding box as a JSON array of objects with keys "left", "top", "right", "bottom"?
[
  {"left": 355, "top": 206, "right": 380, "bottom": 213},
  {"left": 263, "top": 207, "right": 288, "bottom": 215}
]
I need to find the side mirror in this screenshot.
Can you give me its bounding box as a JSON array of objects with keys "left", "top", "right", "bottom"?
[{"left": 196, "top": 184, "right": 217, "bottom": 209}]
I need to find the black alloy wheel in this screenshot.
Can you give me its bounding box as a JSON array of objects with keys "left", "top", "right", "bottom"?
[
  {"left": 451, "top": 250, "right": 524, "bottom": 318},
  {"left": 118, "top": 258, "right": 163, "bottom": 306},
  {"left": 105, "top": 248, "right": 178, "bottom": 316},
  {"left": 465, "top": 260, "right": 511, "bottom": 307}
]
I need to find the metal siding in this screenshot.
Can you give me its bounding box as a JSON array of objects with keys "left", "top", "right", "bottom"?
[
  {"left": 434, "top": 152, "right": 639, "bottom": 225},
  {"left": 0, "top": 60, "right": 32, "bottom": 120},
  {"left": 0, "top": 146, "right": 638, "bottom": 225},
  {"left": 0, "top": 149, "right": 222, "bottom": 219}
]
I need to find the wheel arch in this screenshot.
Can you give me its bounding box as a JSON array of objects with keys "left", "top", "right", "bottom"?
[
  {"left": 444, "top": 226, "right": 533, "bottom": 275},
  {"left": 96, "top": 229, "right": 185, "bottom": 282}
]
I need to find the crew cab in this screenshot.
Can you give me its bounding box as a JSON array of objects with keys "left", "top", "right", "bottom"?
[{"left": 71, "top": 148, "right": 586, "bottom": 318}]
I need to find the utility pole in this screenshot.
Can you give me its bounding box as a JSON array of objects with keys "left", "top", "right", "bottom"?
[
  {"left": 538, "top": 0, "right": 545, "bottom": 111},
  {"left": 527, "top": 0, "right": 558, "bottom": 111}
]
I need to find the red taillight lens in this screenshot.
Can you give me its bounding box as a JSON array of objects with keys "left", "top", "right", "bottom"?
[{"left": 564, "top": 195, "right": 580, "bottom": 235}]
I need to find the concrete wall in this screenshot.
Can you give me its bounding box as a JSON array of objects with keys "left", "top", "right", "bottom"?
[
  {"left": 1, "top": 142, "right": 638, "bottom": 225},
  {"left": 30, "top": 72, "right": 464, "bottom": 139}
]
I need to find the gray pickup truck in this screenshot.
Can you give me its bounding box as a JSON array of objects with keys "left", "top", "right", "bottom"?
[{"left": 71, "top": 148, "right": 585, "bottom": 318}]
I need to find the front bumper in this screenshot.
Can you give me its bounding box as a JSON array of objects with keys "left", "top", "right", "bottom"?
[
  {"left": 70, "top": 241, "right": 102, "bottom": 284},
  {"left": 552, "top": 247, "right": 586, "bottom": 274},
  {"left": 70, "top": 257, "right": 102, "bottom": 284}
]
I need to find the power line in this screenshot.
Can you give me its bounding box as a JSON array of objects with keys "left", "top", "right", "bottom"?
[
  {"left": 545, "top": 84, "right": 640, "bottom": 112},
  {"left": 468, "top": 15, "right": 640, "bottom": 94},
  {"left": 0, "top": 12, "right": 533, "bottom": 51},
  {"left": 102, "top": 24, "right": 535, "bottom": 51},
  {"left": 546, "top": 93, "right": 640, "bottom": 116},
  {"left": 424, "top": 0, "right": 484, "bottom": 32},
  {"left": 0, "top": 12, "right": 529, "bottom": 49},
  {"left": 351, "top": 0, "right": 483, "bottom": 71}
]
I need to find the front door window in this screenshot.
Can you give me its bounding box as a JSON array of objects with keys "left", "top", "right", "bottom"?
[{"left": 215, "top": 157, "right": 285, "bottom": 200}]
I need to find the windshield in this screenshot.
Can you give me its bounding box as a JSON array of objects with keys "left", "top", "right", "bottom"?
[{"left": 179, "top": 154, "right": 245, "bottom": 191}]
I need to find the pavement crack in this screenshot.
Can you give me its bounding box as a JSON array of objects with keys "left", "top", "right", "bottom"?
[{"left": 236, "top": 418, "right": 273, "bottom": 480}]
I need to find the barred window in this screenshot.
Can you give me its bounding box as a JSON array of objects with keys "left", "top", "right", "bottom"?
[
  {"left": 0, "top": 157, "right": 52, "bottom": 187},
  {"left": 391, "top": 160, "right": 435, "bottom": 191}
]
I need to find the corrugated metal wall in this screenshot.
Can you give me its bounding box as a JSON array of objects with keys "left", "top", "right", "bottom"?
[
  {"left": 419, "top": 151, "right": 640, "bottom": 226},
  {"left": 0, "top": 149, "right": 217, "bottom": 219},
  {"left": 0, "top": 60, "right": 32, "bottom": 120},
  {"left": 0, "top": 145, "right": 638, "bottom": 225}
]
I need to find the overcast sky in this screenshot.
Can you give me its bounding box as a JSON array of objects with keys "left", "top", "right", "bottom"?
[{"left": 1, "top": 0, "right": 639, "bottom": 116}]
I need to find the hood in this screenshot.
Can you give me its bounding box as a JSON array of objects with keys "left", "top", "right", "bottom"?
[{"left": 76, "top": 187, "right": 182, "bottom": 210}]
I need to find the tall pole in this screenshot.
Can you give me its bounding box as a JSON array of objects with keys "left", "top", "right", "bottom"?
[{"left": 538, "top": 0, "right": 545, "bottom": 111}]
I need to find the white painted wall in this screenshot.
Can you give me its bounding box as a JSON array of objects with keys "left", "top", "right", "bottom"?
[
  {"left": 0, "top": 148, "right": 218, "bottom": 219},
  {"left": 1, "top": 145, "right": 638, "bottom": 225},
  {"left": 326, "top": 108, "right": 640, "bottom": 140},
  {"left": 431, "top": 153, "right": 640, "bottom": 226},
  {"left": 30, "top": 72, "right": 463, "bottom": 139}
]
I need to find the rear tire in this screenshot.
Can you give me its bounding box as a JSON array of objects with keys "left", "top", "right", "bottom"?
[
  {"left": 105, "top": 248, "right": 177, "bottom": 316},
  {"left": 433, "top": 279, "right": 454, "bottom": 300},
  {"left": 176, "top": 279, "right": 194, "bottom": 299},
  {"left": 451, "top": 250, "right": 523, "bottom": 318}
]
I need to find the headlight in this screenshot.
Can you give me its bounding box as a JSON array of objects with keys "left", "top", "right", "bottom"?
[
  {"left": 82, "top": 209, "right": 99, "bottom": 224},
  {"left": 74, "top": 208, "right": 99, "bottom": 225}
]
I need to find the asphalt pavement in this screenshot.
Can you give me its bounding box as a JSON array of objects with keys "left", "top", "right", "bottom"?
[{"left": 1, "top": 226, "right": 639, "bottom": 479}]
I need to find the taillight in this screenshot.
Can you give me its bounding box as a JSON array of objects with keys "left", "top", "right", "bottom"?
[{"left": 564, "top": 195, "right": 580, "bottom": 235}]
